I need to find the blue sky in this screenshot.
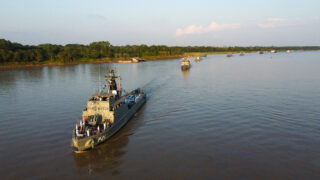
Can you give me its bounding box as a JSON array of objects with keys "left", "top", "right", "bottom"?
[{"left": 0, "top": 0, "right": 319, "bottom": 46}]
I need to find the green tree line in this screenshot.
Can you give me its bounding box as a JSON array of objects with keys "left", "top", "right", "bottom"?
[{"left": 1, "top": 39, "right": 319, "bottom": 64}]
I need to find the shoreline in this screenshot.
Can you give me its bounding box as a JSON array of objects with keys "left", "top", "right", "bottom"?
[
  {"left": 0, "top": 55, "right": 183, "bottom": 70},
  {"left": 1, "top": 50, "right": 318, "bottom": 70}
]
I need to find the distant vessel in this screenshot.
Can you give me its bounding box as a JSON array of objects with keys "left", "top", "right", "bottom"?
[
  {"left": 71, "top": 70, "right": 146, "bottom": 151},
  {"left": 195, "top": 56, "right": 202, "bottom": 62},
  {"left": 259, "top": 51, "right": 264, "bottom": 54},
  {"left": 132, "top": 57, "right": 145, "bottom": 63},
  {"left": 181, "top": 58, "right": 191, "bottom": 70},
  {"left": 227, "top": 53, "right": 232, "bottom": 57},
  {"left": 240, "top": 52, "right": 245, "bottom": 56},
  {"left": 271, "top": 50, "right": 277, "bottom": 53},
  {"left": 201, "top": 54, "right": 207, "bottom": 57},
  {"left": 118, "top": 60, "right": 132, "bottom": 63}
]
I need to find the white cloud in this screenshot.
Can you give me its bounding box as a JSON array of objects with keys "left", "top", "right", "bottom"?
[
  {"left": 257, "top": 18, "right": 287, "bottom": 29},
  {"left": 176, "top": 22, "right": 240, "bottom": 36}
]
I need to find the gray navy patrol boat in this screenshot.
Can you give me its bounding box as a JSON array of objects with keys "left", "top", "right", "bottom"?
[{"left": 71, "top": 70, "right": 146, "bottom": 151}]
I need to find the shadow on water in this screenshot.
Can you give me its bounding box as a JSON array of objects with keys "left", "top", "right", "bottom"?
[
  {"left": 72, "top": 134, "right": 128, "bottom": 176},
  {"left": 181, "top": 69, "right": 190, "bottom": 78}
]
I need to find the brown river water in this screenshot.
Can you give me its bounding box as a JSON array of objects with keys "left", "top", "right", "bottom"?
[{"left": 0, "top": 52, "right": 320, "bottom": 179}]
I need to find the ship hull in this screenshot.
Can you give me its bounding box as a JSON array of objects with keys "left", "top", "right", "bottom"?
[
  {"left": 181, "top": 65, "right": 190, "bottom": 70},
  {"left": 71, "top": 94, "right": 146, "bottom": 151}
]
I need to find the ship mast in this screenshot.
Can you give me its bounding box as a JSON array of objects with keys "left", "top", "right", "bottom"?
[
  {"left": 99, "top": 65, "right": 101, "bottom": 93},
  {"left": 104, "top": 70, "right": 119, "bottom": 94},
  {"left": 118, "top": 74, "right": 122, "bottom": 96}
]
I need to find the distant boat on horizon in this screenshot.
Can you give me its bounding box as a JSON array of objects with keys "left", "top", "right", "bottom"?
[
  {"left": 132, "top": 57, "right": 145, "bottom": 63},
  {"left": 195, "top": 56, "right": 202, "bottom": 62}
]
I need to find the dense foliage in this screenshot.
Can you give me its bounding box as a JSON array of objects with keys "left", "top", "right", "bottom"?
[{"left": 0, "top": 39, "right": 319, "bottom": 64}]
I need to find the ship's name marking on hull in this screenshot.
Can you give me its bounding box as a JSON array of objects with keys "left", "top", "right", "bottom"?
[{"left": 97, "top": 134, "right": 107, "bottom": 143}]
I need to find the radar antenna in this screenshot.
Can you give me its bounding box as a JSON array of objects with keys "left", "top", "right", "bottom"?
[{"left": 104, "top": 70, "right": 119, "bottom": 93}]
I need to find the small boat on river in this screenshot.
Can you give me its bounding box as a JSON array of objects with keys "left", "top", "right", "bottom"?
[
  {"left": 195, "top": 56, "right": 202, "bottom": 62},
  {"left": 181, "top": 58, "right": 191, "bottom": 70},
  {"left": 71, "top": 70, "right": 146, "bottom": 151},
  {"left": 132, "top": 57, "right": 145, "bottom": 63}
]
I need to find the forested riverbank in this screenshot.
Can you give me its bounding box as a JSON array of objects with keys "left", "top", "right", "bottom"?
[{"left": 1, "top": 38, "right": 320, "bottom": 68}]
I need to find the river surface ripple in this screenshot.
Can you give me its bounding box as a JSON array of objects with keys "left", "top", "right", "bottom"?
[{"left": 0, "top": 51, "right": 320, "bottom": 179}]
